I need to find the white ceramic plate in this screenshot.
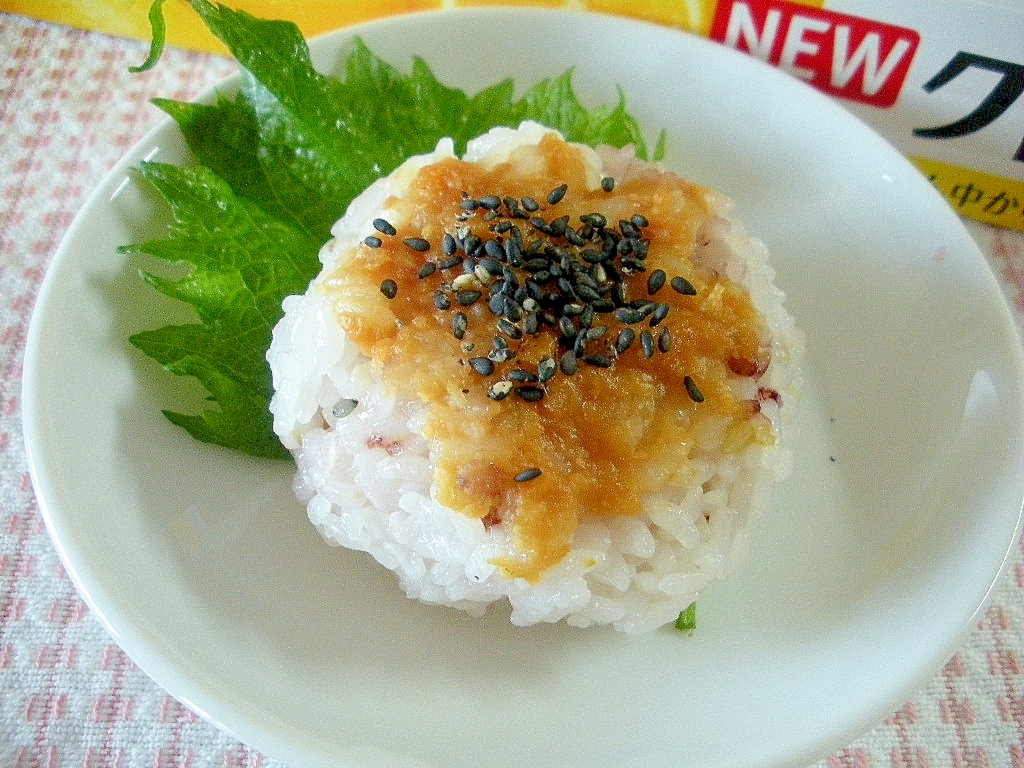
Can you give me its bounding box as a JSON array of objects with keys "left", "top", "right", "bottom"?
[{"left": 22, "top": 9, "right": 1024, "bottom": 768}]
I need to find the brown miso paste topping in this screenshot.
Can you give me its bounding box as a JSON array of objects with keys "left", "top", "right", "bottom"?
[{"left": 323, "top": 132, "right": 773, "bottom": 582}]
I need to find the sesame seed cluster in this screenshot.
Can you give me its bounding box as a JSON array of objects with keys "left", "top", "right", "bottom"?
[{"left": 371, "top": 180, "right": 705, "bottom": 407}]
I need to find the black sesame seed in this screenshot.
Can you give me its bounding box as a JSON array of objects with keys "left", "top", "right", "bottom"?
[
  {"left": 507, "top": 369, "right": 538, "bottom": 383},
  {"left": 586, "top": 325, "right": 607, "bottom": 340},
  {"left": 558, "top": 316, "right": 576, "bottom": 338},
  {"left": 437, "top": 254, "right": 462, "bottom": 270},
  {"left": 462, "top": 233, "right": 480, "bottom": 255},
  {"left": 497, "top": 317, "right": 523, "bottom": 340},
  {"left": 479, "top": 195, "right": 502, "bottom": 210},
  {"left": 607, "top": 283, "right": 625, "bottom": 307},
  {"left": 547, "top": 183, "right": 568, "bottom": 205},
  {"left": 457, "top": 290, "right": 482, "bottom": 306},
  {"left": 487, "top": 293, "right": 505, "bottom": 315},
  {"left": 522, "top": 196, "right": 539, "bottom": 212},
  {"left": 601, "top": 176, "right": 615, "bottom": 192},
  {"left": 631, "top": 214, "right": 649, "bottom": 228},
  {"left": 442, "top": 232, "right": 457, "bottom": 256},
  {"left": 523, "top": 312, "right": 540, "bottom": 335},
  {"left": 538, "top": 356, "right": 557, "bottom": 382},
  {"left": 641, "top": 330, "right": 655, "bottom": 358},
  {"left": 549, "top": 215, "right": 569, "bottom": 236},
  {"left": 560, "top": 350, "right": 579, "bottom": 375},
  {"left": 658, "top": 327, "right": 672, "bottom": 352},
  {"left": 503, "top": 298, "right": 523, "bottom": 323},
  {"left": 372, "top": 218, "right": 397, "bottom": 236},
  {"left": 515, "top": 385, "right": 545, "bottom": 402},
  {"left": 363, "top": 235, "right": 382, "bottom": 248},
  {"left": 418, "top": 262, "right": 437, "bottom": 279},
  {"left": 615, "top": 328, "right": 635, "bottom": 353},
  {"left": 514, "top": 467, "right": 542, "bottom": 482},
  {"left": 614, "top": 307, "right": 644, "bottom": 324},
  {"left": 469, "top": 357, "right": 494, "bottom": 376},
  {"left": 684, "top": 376, "right": 705, "bottom": 403},
  {"left": 671, "top": 276, "right": 697, "bottom": 295},
  {"left": 433, "top": 290, "right": 451, "bottom": 310},
  {"left": 564, "top": 227, "right": 585, "bottom": 247},
  {"left": 380, "top": 279, "right": 398, "bottom": 299},
  {"left": 404, "top": 236, "right": 430, "bottom": 252},
  {"left": 580, "top": 212, "right": 607, "bottom": 228},
  {"left": 647, "top": 269, "right": 667, "bottom": 294},
  {"left": 453, "top": 312, "right": 468, "bottom": 339},
  {"left": 505, "top": 238, "right": 523, "bottom": 265},
  {"left": 583, "top": 354, "right": 612, "bottom": 368},
  {"left": 573, "top": 331, "right": 588, "bottom": 356},
  {"left": 649, "top": 303, "right": 671, "bottom": 327},
  {"left": 530, "top": 216, "right": 552, "bottom": 235}
]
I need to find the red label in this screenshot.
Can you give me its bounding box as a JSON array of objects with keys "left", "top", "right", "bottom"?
[{"left": 710, "top": 0, "right": 921, "bottom": 108}]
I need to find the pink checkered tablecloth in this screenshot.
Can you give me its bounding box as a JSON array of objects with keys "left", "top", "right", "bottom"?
[{"left": 1, "top": 11, "right": 1022, "bottom": 768}]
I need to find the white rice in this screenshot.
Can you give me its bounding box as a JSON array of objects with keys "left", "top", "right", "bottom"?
[{"left": 268, "top": 122, "right": 803, "bottom": 633}]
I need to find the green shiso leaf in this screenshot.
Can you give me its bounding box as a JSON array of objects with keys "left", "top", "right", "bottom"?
[
  {"left": 675, "top": 602, "right": 697, "bottom": 634},
  {"left": 125, "top": 0, "right": 664, "bottom": 457},
  {"left": 127, "top": 0, "right": 168, "bottom": 73},
  {"left": 121, "top": 161, "right": 319, "bottom": 458}
]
